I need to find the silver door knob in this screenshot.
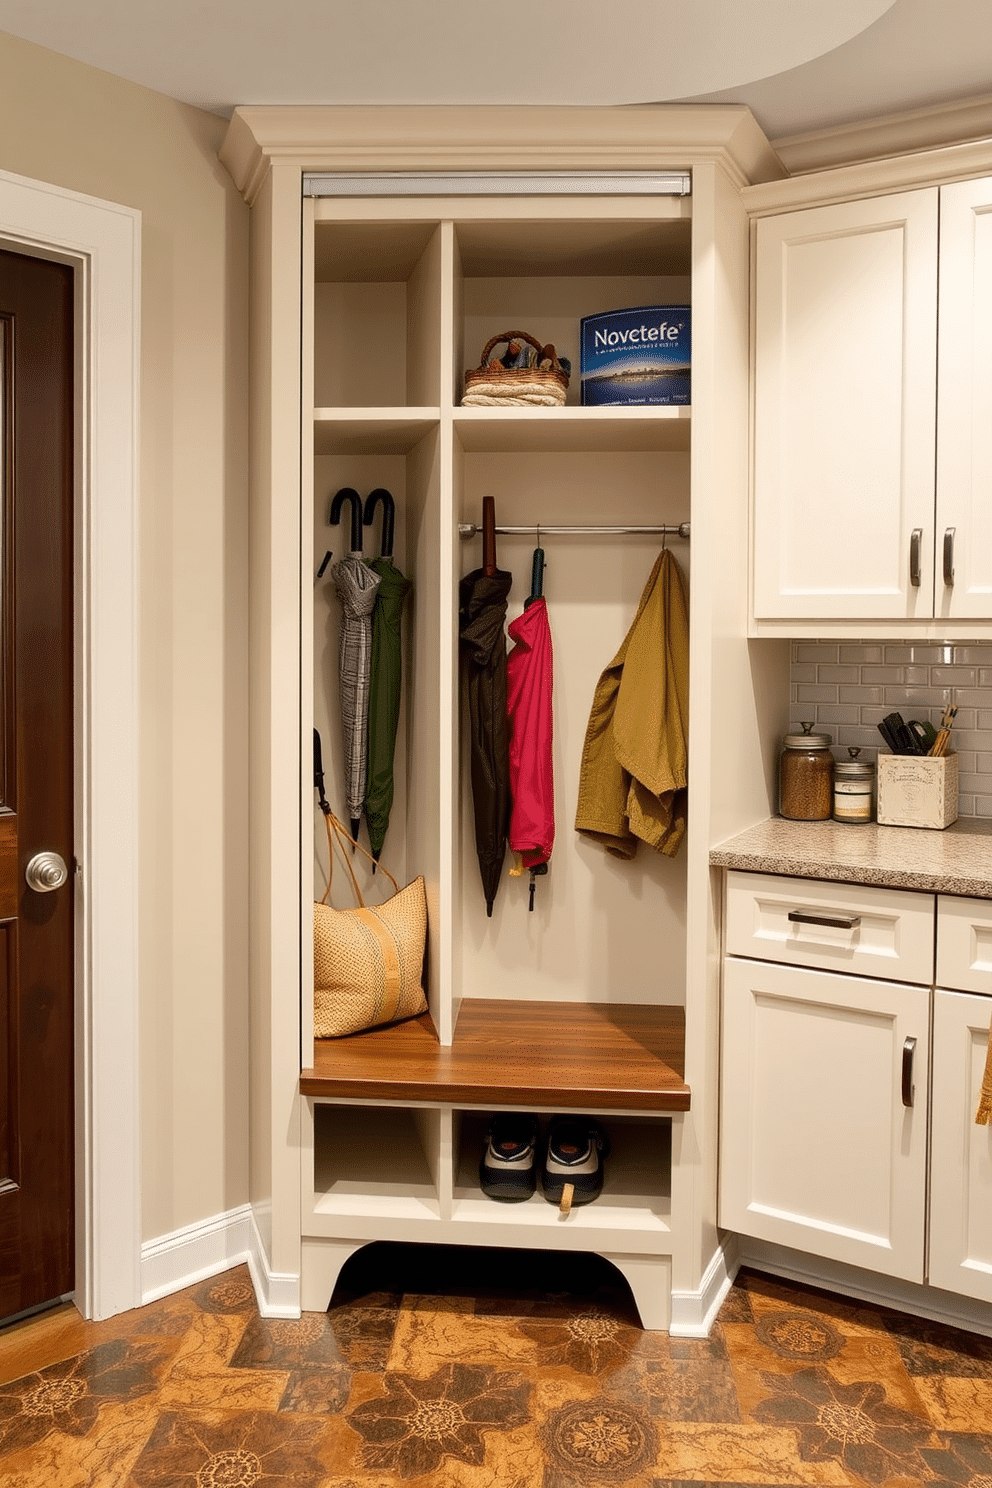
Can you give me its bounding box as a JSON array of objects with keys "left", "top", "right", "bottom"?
[{"left": 25, "top": 851, "right": 69, "bottom": 893}]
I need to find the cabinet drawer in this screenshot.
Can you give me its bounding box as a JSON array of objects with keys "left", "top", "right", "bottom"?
[
  {"left": 725, "top": 872, "right": 935, "bottom": 983},
  {"left": 937, "top": 896, "right": 992, "bottom": 995}
]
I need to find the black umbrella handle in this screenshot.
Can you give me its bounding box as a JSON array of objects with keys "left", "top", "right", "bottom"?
[
  {"left": 329, "top": 487, "right": 364, "bottom": 553},
  {"left": 525, "top": 546, "right": 545, "bottom": 608},
  {"left": 363, "top": 487, "right": 395, "bottom": 557}
]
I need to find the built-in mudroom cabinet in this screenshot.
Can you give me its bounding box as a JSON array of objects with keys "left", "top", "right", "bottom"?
[
  {"left": 219, "top": 105, "right": 784, "bottom": 1332},
  {"left": 222, "top": 104, "right": 992, "bottom": 1340}
]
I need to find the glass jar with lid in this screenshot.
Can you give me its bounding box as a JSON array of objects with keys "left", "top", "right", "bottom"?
[
  {"left": 832, "top": 747, "right": 875, "bottom": 824},
  {"left": 779, "top": 723, "right": 833, "bottom": 821}
]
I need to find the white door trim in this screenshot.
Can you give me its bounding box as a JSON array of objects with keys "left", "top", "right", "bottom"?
[{"left": 0, "top": 167, "right": 141, "bottom": 1320}]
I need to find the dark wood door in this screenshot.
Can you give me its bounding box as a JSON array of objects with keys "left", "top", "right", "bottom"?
[{"left": 0, "top": 248, "right": 75, "bottom": 1319}]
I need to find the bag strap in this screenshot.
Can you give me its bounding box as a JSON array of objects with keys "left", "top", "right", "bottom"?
[{"left": 319, "top": 805, "right": 399, "bottom": 906}]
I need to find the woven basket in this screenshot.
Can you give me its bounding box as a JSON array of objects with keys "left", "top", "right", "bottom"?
[
  {"left": 314, "top": 810, "right": 428, "bottom": 1037},
  {"left": 463, "top": 330, "right": 569, "bottom": 407}
]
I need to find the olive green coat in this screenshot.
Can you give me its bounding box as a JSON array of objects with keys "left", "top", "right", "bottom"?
[{"left": 574, "top": 548, "right": 689, "bottom": 859}]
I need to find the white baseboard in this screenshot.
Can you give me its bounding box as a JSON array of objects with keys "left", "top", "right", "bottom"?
[
  {"left": 246, "top": 1206, "right": 301, "bottom": 1319},
  {"left": 140, "top": 1205, "right": 252, "bottom": 1305},
  {"left": 739, "top": 1238, "right": 992, "bottom": 1339},
  {"left": 669, "top": 1236, "right": 740, "bottom": 1337}
]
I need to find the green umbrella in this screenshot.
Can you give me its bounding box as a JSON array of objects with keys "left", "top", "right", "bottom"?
[{"left": 363, "top": 489, "right": 412, "bottom": 867}]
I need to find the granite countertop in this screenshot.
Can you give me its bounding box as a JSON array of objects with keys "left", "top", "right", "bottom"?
[{"left": 710, "top": 816, "right": 992, "bottom": 898}]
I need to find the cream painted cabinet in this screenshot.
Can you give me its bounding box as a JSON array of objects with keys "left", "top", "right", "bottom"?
[
  {"left": 752, "top": 189, "right": 937, "bottom": 623},
  {"left": 220, "top": 104, "right": 771, "bottom": 1327},
  {"left": 720, "top": 873, "right": 934, "bottom": 1280},
  {"left": 935, "top": 178, "right": 992, "bottom": 621},
  {"left": 721, "top": 872, "right": 992, "bottom": 1306},
  {"left": 752, "top": 175, "right": 992, "bottom": 625},
  {"left": 929, "top": 896, "right": 992, "bottom": 1303},
  {"left": 720, "top": 948, "right": 930, "bottom": 1282}
]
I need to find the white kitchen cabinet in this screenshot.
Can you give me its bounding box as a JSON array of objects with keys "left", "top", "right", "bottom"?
[
  {"left": 935, "top": 178, "right": 992, "bottom": 621},
  {"left": 929, "top": 991, "right": 992, "bottom": 1302},
  {"left": 752, "top": 190, "right": 937, "bottom": 623},
  {"left": 721, "top": 871, "right": 992, "bottom": 1308},
  {"left": 720, "top": 954, "right": 930, "bottom": 1281},
  {"left": 752, "top": 175, "right": 992, "bottom": 627},
  {"left": 929, "top": 895, "right": 992, "bottom": 1303}
]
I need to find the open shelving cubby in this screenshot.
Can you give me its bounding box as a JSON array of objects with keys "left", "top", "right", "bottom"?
[
  {"left": 302, "top": 191, "right": 694, "bottom": 1327},
  {"left": 451, "top": 1110, "right": 673, "bottom": 1240}
]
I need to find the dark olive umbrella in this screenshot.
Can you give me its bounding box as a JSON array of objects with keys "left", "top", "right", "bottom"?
[
  {"left": 459, "top": 496, "right": 512, "bottom": 916},
  {"left": 363, "top": 488, "right": 412, "bottom": 868},
  {"left": 329, "top": 487, "right": 381, "bottom": 842}
]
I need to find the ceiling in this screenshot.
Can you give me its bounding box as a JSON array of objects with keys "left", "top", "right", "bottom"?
[{"left": 0, "top": 0, "right": 989, "bottom": 144}]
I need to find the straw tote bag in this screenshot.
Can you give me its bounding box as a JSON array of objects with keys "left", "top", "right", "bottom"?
[{"left": 314, "top": 809, "right": 428, "bottom": 1038}]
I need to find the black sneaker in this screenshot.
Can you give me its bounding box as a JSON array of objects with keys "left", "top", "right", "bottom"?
[
  {"left": 541, "top": 1117, "right": 611, "bottom": 1206},
  {"left": 479, "top": 1113, "right": 539, "bottom": 1202}
]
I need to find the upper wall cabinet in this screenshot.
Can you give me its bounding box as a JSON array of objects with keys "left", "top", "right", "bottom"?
[
  {"left": 935, "top": 177, "right": 992, "bottom": 623},
  {"left": 751, "top": 176, "right": 992, "bottom": 628}
]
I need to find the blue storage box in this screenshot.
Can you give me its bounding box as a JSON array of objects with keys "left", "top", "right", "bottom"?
[{"left": 580, "top": 305, "right": 691, "bottom": 406}]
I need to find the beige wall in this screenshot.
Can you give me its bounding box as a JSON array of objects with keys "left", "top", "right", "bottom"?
[{"left": 0, "top": 31, "right": 250, "bottom": 1242}]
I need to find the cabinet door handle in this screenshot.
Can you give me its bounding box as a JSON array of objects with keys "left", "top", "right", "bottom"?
[
  {"left": 910, "top": 528, "right": 923, "bottom": 587},
  {"left": 943, "top": 527, "right": 956, "bottom": 586},
  {"left": 787, "top": 910, "right": 862, "bottom": 930},
  {"left": 902, "top": 1036, "right": 917, "bottom": 1108}
]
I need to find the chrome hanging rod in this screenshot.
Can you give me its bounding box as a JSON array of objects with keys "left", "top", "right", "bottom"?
[{"left": 458, "top": 521, "right": 690, "bottom": 540}]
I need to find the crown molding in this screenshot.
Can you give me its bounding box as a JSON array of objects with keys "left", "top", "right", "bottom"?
[
  {"left": 771, "top": 91, "right": 992, "bottom": 177},
  {"left": 743, "top": 132, "right": 992, "bottom": 218},
  {"left": 219, "top": 104, "right": 785, "bottom": 205}
]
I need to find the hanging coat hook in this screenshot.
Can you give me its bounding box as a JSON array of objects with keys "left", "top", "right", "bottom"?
[
  {"left": 363, "top": 487, "right": 395, "bottom": 558},
  {"left": 329, "top": 487, "right": 364, "bottom": 554}
]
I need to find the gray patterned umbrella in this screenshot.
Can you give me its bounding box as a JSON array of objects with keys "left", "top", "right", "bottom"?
[{"left": 329, "top": 488, "right": 381, "bottom": 841}]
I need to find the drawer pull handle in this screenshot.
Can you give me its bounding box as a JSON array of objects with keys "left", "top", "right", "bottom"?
[
  {"left": 943, "top": 526, "right": 956, "bottom": 586},
  {"left": 902, "top": 1036, "right": 917, "bottom": 1108},
  {"left": 787, "top": 911, "right": 862, "bottom": 931}
]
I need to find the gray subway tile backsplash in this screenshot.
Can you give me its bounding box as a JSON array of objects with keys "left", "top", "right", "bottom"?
[
  {"left": 840, "top": 644, "right": 884, "bottom": 664},
  {"left": 789, "top": 641, "right": 992, "bottom": 807},
  {"left": 882, "top": 644, "right": 956, "bottom": 664}
]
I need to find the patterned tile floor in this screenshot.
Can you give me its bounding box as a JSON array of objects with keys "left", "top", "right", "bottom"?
[{"left": 2, "top": 1245, "right": 992, "bottom": 1486}]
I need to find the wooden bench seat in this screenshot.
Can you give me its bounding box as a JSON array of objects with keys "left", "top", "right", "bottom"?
[{"left": 301, "top": 998, "right": 689, "bottom": 1111}]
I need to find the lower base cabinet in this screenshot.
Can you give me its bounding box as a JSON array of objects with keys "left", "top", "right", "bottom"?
[
  {"left": 720, "top": 872, "right": 992, "bottom": 1310},
  {"left": 929, "top": 989, "right": 992, "bottom": 1303},
  {"left": 719, "top": 957, "right": 929, "bottom": 1281}
]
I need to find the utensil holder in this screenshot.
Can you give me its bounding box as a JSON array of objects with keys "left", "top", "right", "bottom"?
[{"left": 876, "top": 752, "right": 959, "bottom": 829}]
